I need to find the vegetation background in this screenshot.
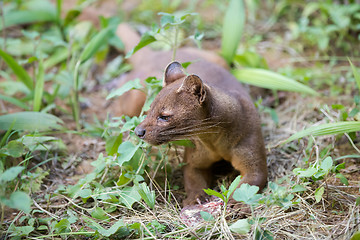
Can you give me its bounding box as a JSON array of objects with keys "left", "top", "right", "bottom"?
[{"left": 0, "top": 0, "right": 359, "bottom": 239}]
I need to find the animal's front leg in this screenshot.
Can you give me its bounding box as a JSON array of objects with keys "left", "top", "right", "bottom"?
[{"left": 182, "top": 163, "right": 212, "bottom": 206}]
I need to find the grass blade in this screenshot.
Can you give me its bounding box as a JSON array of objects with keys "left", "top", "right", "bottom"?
[
  {"left": 0, "top": 93, "right": 29, "bottom": 110},
  {"left": 0, "top": 49, "right": 33, "bottom": 90},
  {"left": 232, "top": 68, "right": 319, "bottom": 96},
  {"left": 284, "top": 121, "right": 360, "bottom": 144},
  {"left": 348, "top": 58, "right": 360, "bottom": 92},
  {"left": 221, "top": 0, "right": 245, "bottom": 64},
  {"left": 33, "top": 60, "right": 45, "bottom": 111},
  {"left": 43, "top": 47, "right": 67, "bottom": 69},
  {"left": 0, "top": 10, "right": 56, "bottom": 31},
  {"left": 79, "top": 26, "right": 114, "bottom": 64},
  {"left": 0, "top": 111, "right": 64, "bottom": 131}
]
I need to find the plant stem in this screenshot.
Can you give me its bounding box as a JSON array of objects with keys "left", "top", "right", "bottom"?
[
  {"left": 32, "top": 231, "right": 95, "bottom": 239},
  {"left": 0, "top": 204, "right": 4, "bottom": 229},
  {"left": 73, "top": 61, "right": 81, "bottom": 130},
  {"left": 172, "top": 27, "right": 179, "bottom": 61},
  {"left": 0, "top": 1, "right": 6, "bottom": 70}
]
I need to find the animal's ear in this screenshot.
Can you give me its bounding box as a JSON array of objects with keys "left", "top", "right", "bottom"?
[
  {"left": 164, "top": 61, "right": 186, "bottom": 86},
  {"left": 177, "top": 74, "right": 206, "bottom": 104}
]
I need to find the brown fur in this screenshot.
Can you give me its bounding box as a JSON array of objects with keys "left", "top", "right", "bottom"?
[{"left": 116, "top": 24, "right": 267, "bottom": 206}]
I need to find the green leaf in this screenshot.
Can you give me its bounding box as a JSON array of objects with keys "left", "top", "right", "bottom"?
[
  {"left": 137, "top": 182, "right": 156, "bottom": 209},
  {"left": 7, "top": 141, "right": 25, "bottom": 158},
  {"left": 77, "top": 188, "right": 92, "bottom": 199},
  {"left": 160, "top": 14, "right": 175, "bottom": 27},
  {"left": 0, "top": 93, "right": 29, "bottom": 110},
  {"left": 54, "top": 219, "right": 71, "bottom": 233},
  {"left": 233, "top": 68, "right": 319, "bottom": 96},
  {"left": 105, "top": 134, "right": 123, "bottom": 156},
  {"left": 351, "top": 231, "right": 360, "bottom": 240},
  {"left": 200, "top": 211, "right": 214, "bottom": 221},
  {"left": 91, "top": 207, "right": 109, "bottom": 221},
  {"left": 106, "top": 78, "right": 143, "bottom": 100},
  {"left": 349, "top": 58, "right": 360, "bottom": 93},
  {"left": 43, "top": 47, "right": 73, "bottom": 69},
  {"left": 33, "top": 60, "right": 45, "bottom": 111},
  {"left": 255, "top": 227, "right": 274, "bottom": 240},
  {"left": 227, "top": 175, "right": 242, "bottom": 199},
  {"left": 0, "top": 191, "right": 32, "bottom": 213},
  {"left": 314, "top": 186, "right": 324, "bottom": 203},
  {"left": 233, "top": 184, "right": 261, "bottom": 205},
  {"left": 0, "top": 49, "right": 33, "bottom": 89},
  {"left": 291, "top": 184, "right": 307, "bottom": 193},
  {"left": 229, "top": 219, "right": 251, "bottom": 234},
  {"left": 119, "top": 186, "right": 141, "bottom": 209},
  {"left": 320, "top": 156, "right": 333, "bottom": 172},
  {"left": 117, "top": 141, "right": 140, "bottom": 166},
  {"left": 9, "top": 225, "right": 34, "bottom": 237},
  {"left": 79, "top": 26, "right": 114, "bottom": 64},
  {"left": 125, "top": 32, "right": 156, "bottom": 58},
  {"left": 0, "top": 166, "right": 25, "bottom": 182},
  {"left": 284, "top": 121, "right": 360, "bottom": 144},
  {"left": 0, "top": 112, "right": 64, "bottom": 131},
  {"left": 336, "top": 173, "right": 349, "bottom": 186},
  {"left": 97, "top": 219, "right": 125, "bottom": 237},
  {"left": 203, "top": 188, "right": 225, "bottom": 201},
  {"left": 0, "top": 9, "right": 56, "bottom": 31},
  {"left": 293, "top": 167, "right": 317, "bottom": 178},
  {"left": 83, "top": 216, "right": 126, "bottom": 237},
  {"left": 221, "top": 0, "right": 245, "bottom": 64}
]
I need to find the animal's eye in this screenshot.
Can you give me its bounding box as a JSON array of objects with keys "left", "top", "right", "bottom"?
[{"left": 157, "top": 115, "right": 171, "bottom": 122}]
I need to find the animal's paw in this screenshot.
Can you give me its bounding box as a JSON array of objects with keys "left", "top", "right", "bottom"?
[
  {"left": 182, "top": 193, "right": 209, "bottom": 206},
  {"left": 180, "top": 196, "right": 224, "bottom": 227}
]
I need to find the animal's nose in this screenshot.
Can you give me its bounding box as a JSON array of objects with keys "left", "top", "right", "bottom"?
[{"left": 135, "top": 126, "right": 146, "bottom": 138}]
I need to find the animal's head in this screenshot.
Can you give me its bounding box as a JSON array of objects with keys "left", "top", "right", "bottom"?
[{"left": 134, "top": 61, "right": 209, "bottom": 145}]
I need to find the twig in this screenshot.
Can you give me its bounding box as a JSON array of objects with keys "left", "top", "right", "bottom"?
[{"left": 33, "top": 200, "right": 60, "bottom": 220}]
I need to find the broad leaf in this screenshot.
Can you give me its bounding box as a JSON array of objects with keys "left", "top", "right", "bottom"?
[
  {"left": 229, "top": 219, "right": 251, "bottom": 234},
  {"left": 117, "top": 142, "right": 140, "bottom": 166},
  {"left": 233, "top": 68, "right": 319, "bottom": 96},
  {"left": 91, "top": 207, "right": 109, "bottom": 221},
  {"left": 106, "top": 78, "right": 143, "bottom": 100},
  {"left": 320, "top": 157, "right": 333, "bottom": 172},
  {"left": 284, "top": 121, "right": 360, "bottom": 144},
  {"left": 119, "top": 186, "right": 141, "bottom": 209},
  {"left": 0, "top": 112, "right": 64, "bottom": 131},
  {"left": 227, "top": 175, "right": 242, "bottom": 199},
  {"left": 0, "top": 191, "right": 32, "bottom": 213},
  {"left": 314, "top": 186, "right": 324, "bottom": 203},
  {"left": 293, "top": 167, "right": 317, "bottom": 178},
  {"left": 233, "top": 184, "right": 261, "bottom": 205},
  {"left": 83, "top": 216, "right": 126, "bottom": 237},
  {"left": 54, "top": 219, "right": 71, "bottom": 233},
  {"left": 221, "top": 0, "right": 245, "bottom": 64},
  {"left": 203, "top": 188, "right": 225, "bottom": 201},
  {"left": 0, "top": 166, "right": 25, "bottom": 182},
  {"left": 0, "top": 8, "right": 56, "bottom": 31}
]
